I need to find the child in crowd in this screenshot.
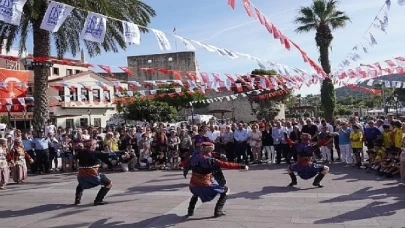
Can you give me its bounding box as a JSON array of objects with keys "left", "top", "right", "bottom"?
[
  {"left": 350, "top": 125, "right": 363, "bottom": 167},
  {"left": 169, "top": 151, "right": 181, "bottom": 170},
  {"left": 139, "top": 135, "right": 153, "bottom": 169},
  {"left": 382, "top": 125, "right": 392, "bottom": 150},
  {"left": 155, "top": 152, "right": 167, "bottom": 170},
  {"left": 366, "top": 141, "right": 385, "bottom": 172},
  {"left": 377, "top": 150, "right": 400, "bottom": 177}
]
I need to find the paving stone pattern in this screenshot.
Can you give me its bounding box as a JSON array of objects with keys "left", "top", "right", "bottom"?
[{"left": 0, "top": 163, "right": 404, "bottom": 228}]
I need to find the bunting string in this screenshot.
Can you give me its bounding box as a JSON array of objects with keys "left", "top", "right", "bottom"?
[
  {"left": 333, "top": 0, "right": 392, "bottom": 73},
  {"left": 228, "top": 0, "right": 327, "bottom": 76}
]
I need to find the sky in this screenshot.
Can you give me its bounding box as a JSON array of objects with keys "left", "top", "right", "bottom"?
[{"left": 21, "top": 0, "right": 405, "bottom": 96}]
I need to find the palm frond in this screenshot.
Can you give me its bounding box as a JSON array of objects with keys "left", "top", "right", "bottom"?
[
  {"left": 329, "top": 15, "right": 351, "bottom": 29},
  {"left": 312, "top": 0, "right": 327, "bottom": 22},
  {"left": 295, "top": 23, "right": 317, "bottom": 33}
]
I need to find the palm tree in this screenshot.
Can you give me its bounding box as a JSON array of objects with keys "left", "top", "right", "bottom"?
[
  {"left": 294, "top": 0, "right": 350, "bottom": 122},
  {"left": 0, "top": 0, "right": 156, "bottom": 131}
]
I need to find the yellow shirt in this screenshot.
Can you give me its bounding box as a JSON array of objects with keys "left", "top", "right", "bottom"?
[
  {"left": 104, "top": 138, "right": 118, "bottom": 151},
  {"left": 350, "top": 131, "right": 363, "bottom": 149},
  {"left": 382, "top": 131, "right": 392, "bottom": 149},
  {"left": 374, "top": 148, "right": 386, "bottom": 161},
  {"left": 392, "top": 127, "right": 403, "bottom": 148}
]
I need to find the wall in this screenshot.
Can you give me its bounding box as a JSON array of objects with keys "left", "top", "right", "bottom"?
[{"left": 126, "top": 51, "right": 198, "bottom": 82}]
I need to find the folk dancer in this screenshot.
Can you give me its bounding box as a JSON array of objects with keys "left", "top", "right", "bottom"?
[
  {"left": 9, "top": 138, "right": 34, "bottom": 183},
  {"left": 74, "top": 139, "right": 116, "bottom": 206},
  {"left": 0, "top": 138, "right": 11, "bottom": 190},
  {"left": 181, "top": 142, "right": 249, "bottom": 217},
  {"left": 287, "top": 133, "right": 333, "bottom": 188}
]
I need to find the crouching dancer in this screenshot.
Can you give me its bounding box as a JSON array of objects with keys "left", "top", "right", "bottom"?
[
  {"left": 74, "top": 139, "right": 116, "bottom": 206},
  {"left": 181, "top": 142, "right": 248, "bottom": 218},
  {"left": 287, "top": 133, "right": 331, "bottom": 188}
]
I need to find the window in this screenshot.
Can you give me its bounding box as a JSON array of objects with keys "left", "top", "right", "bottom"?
[
  {"left": 66, "top": 119, "right": 74, "bottom": 128},
  {"left": 66, "top": 69, "right": 73, "bottom": 75},
  {"left": 70, "top": 88, "right": 78, "bottom": 101},
  {"left": 92, "top": 89, "right": 100, "bottom": 102},
  {"left": 53, "top": 67, "right": 59, "bottom": 75},
  {"left": 81, "top": 88, "right": 89, "bottom": 101},
  {"left": 147, "top": 59, "right": 152, "bottom": 63},
  {"left": 76, "top": 70, "right": 82, "bottom": 74},
  {"left": 80, "top": 118, "right": 88, "bottom": 127},
  {"left": 168, "top": 57, "right": 173, "bottom": 61},
  {"left": 103, "top": 90, "right": 111, "bottom": 102},
  {"left": 58, "top": 89, "right": 65, "bottom": 101},
  {"left": 94, "top": 118, "right": 101, "bottom": 127}
]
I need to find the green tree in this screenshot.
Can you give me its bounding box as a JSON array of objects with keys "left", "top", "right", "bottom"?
[
  {"left": 125, "top": 99, "right": 177, "bottom": 123},
  {"left": 153, "top": 85, "right": 208, "bottom": 111},
  {"left": 294, "top": 0, "right": 351, "bottom": 122},
  {"left": 0, "top": 0, "right": 156, "bottom": 130}
]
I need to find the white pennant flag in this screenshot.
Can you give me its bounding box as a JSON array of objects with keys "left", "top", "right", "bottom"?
[
  {"left": 122, "top": 21, "right": 141, "bottom": 44},
  {"left": 127, "top": 91, "right": 133, "bottom": 97},
  {"left": 192, "top": 40, "right": 217, "bottom": 52},
  {"left": 394, "top": 81, "right": 402, "bottom": 88},
  {"left": 0, "top": 0, "right": 27, "bottom": 25},
  {"left": 150, "top": 90, "right": 157, "bottom": 95},
  {"left": 175, "top": 88, "right": 182, "bottom": 93},
  {"left": 54, "top": 96, "right": 62, "bottom": 101},
  {"left": 103, "top": 91, "right": 110, "bottom": 99},
  {"left": 152, "top": 29, "right": 171, "bottom": 51},
  {"left": 40, "top": 1, "right": 73, "bottom": 32},
  {"left": 5, "top": 98, "right": 12, "bottom": 105},
  {"left": 367, "top": 79, "right": 374, "bottom": 86},
  {"left": 17, "top": 97, "right": 25, "bottom": 106},
  {"left": 385, "top": 80, "right": 391, "bottom": 88},
  {"left": 81, "top": 12, "right": 107, "bottom": 43},
  {"left": 173, "top": 35, "right": 196, "bottom": 51}
]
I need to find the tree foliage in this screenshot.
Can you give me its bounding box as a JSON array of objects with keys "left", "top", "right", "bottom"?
[
  {"left": 125, "top": 99, "right": 177, "bottom": 123},
  {"left": 0, "top": 0, "right": 156, "bottom": 130},
  {"left": 294, "top": 0, "right": 351, "bottom": 122},
  {"left": 153, "top": 85, "right": 208, "bottom": 111}
]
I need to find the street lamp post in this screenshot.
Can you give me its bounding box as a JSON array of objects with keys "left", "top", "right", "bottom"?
[
  {"left": 6, "top": 104, "right": 12, "bottom": 126},
  {"left": 393, "top": 96, "right": 399, "bottom": 117},
  {"left": 191, "top": 106, "right": 194, "bottom": 125},
  {"left": 22, "top": 107, "right": 27, "bottom": 130},
  {"left": 87, "top": 109, "right": 92, "bottom": 127}
]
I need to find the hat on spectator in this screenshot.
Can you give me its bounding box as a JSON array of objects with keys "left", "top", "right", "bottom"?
[{"left": 201, "top": 141, "right": 214, "bottom": 147}]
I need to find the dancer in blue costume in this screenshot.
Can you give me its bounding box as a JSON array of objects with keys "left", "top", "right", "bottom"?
[
  {"left": 287, "top": 133, "right": 332, "bottom": 188},
  {"left": 181, "top": 142, "right": 248, "bottom": 217}
]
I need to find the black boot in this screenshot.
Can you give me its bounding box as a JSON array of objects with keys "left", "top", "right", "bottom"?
[
  {"left": 94, "top": 187, "right": 110, "bottom": 206},
  {"left": 74, "top": 185, "right": 83, "bottom": 205},
  {"left": 313, "top": 173, "right": 325, "bottom": 188},
  {"left": 186, "top": 195, "right": 198, "bottom": 217},
  {"left": 288, "top": 173, "right": 297, "bottom": 187},
  {"left": 214, "top": 193, "right": 228, "bottom": 217}
]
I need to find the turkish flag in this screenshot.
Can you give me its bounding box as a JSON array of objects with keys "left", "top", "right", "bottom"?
[
  {"left": 98, "top": 65, "right": 114, "bottom": 76},
  {"left": 228, "top": 0, "right": 235, "bottom": 9},
  {"left": 171, "top": 70, "right": 182, "bottom": 80},
  {"left": 0, "top": 69, "right": 29, "bottom": 111},
  {"left": 243, "top": 0, "right": 254, "bottom": 17},
  {"left": 255, "top": 8, "right": 265, "bottom": 25},
  {"left": 118, "top": 66, "right": 134, "bottom": 75}
]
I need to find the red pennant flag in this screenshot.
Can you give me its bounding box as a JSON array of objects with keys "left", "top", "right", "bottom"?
[
  {"left": 118, "top": 66, "right": 134, "bottom": 75},
  {"left": 51, "top": 85, "right": 63, "bottom": 91},
  {"left": 186, "top": 71, "right": 197, "bottom": 81},
  {"left": 394, "top": 56, "right": 405, "bottom": 62},
  {"left": 396, "top": 67, "right": 405, "bottom": 74},
  {"left": 140, "top": 68, "right": 155, "bottom": 73},
  {"left": 254, "top": 8, "right": 265, "bottom": 25},
  {"left": 282, "top": 36, "right": 291, "bottom": 50},
  {"left": 224, "top": 74, "right": 235, "bottom": 83},
  {"left": 264, "top": 17, "right": 273, "bottom": 34},
  {"left": 171, "top": 70, "right": 182, "bottom": 80},
  {"left": 271, "top": 24, "right": 281, "bottom": 39},
  {"left": 228, "top": 0, "right": 235, "bottom": 9},
  {"left": 212, "top": 73, "right": 223, "bottom": 83},
  {"left": 236, "top": 74, "right": 247, "bottom": 83},
  {"left": 385, "top": 60, "right": 396, "bottom": 68},
  {"left": 157, "top": 68, "right": 170, "bottom": 74},
  {"left": 98, "top": 65, "right": 113, "bottom": 76},
  {"left": 242, "top": 0, "right": 254, "bottom": 17},
  {"left": 200, "top": 72, "right": 209, "bottom": 83},
  {"left": 374, "top": 62, "right": 382, "bottom": 70}
]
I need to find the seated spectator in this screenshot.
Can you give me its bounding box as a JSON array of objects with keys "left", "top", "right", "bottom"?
[
  {"left": 155, "top": 152, "right": 167, "bottom": 170},
  {"left": 169, "top": 151, "right": 181, "bottom": 170}
]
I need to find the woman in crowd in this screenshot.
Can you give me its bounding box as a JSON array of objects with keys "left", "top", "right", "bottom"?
[
  {"left": 0, "top": 138, "right": 10, "bottom": 189},
  {"left": 248, "top": 124, "right": 262, "bottom": 164},
  {"left": 222, "top": 125, "right": 234, "bottom": 162},
  {"left": 9, "top": 138, "right": 34, "bottom": 183}
]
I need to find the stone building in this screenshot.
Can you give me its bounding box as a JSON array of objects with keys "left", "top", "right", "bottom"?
[{"left": 101, "top": 51, "right": 285, "bottom": 122}]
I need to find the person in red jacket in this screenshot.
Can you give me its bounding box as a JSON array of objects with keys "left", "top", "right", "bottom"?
[{"left": 181, "top": 142, "right": 248, "bottom": 217}]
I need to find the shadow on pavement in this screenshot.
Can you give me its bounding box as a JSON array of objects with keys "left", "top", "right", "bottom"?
[
  {"left": 0, "top": 204, "right": 73, "bottom": 218},
  {"left": 50, "top": 214, "right": 192, "bottom": 228},
  {"left": 314, "top": 186, "right": 405, "bottom": 224}
]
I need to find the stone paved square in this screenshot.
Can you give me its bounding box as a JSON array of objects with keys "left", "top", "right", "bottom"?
[{"left": 1, "top": 163, "right": 404, "bottom": 228}]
